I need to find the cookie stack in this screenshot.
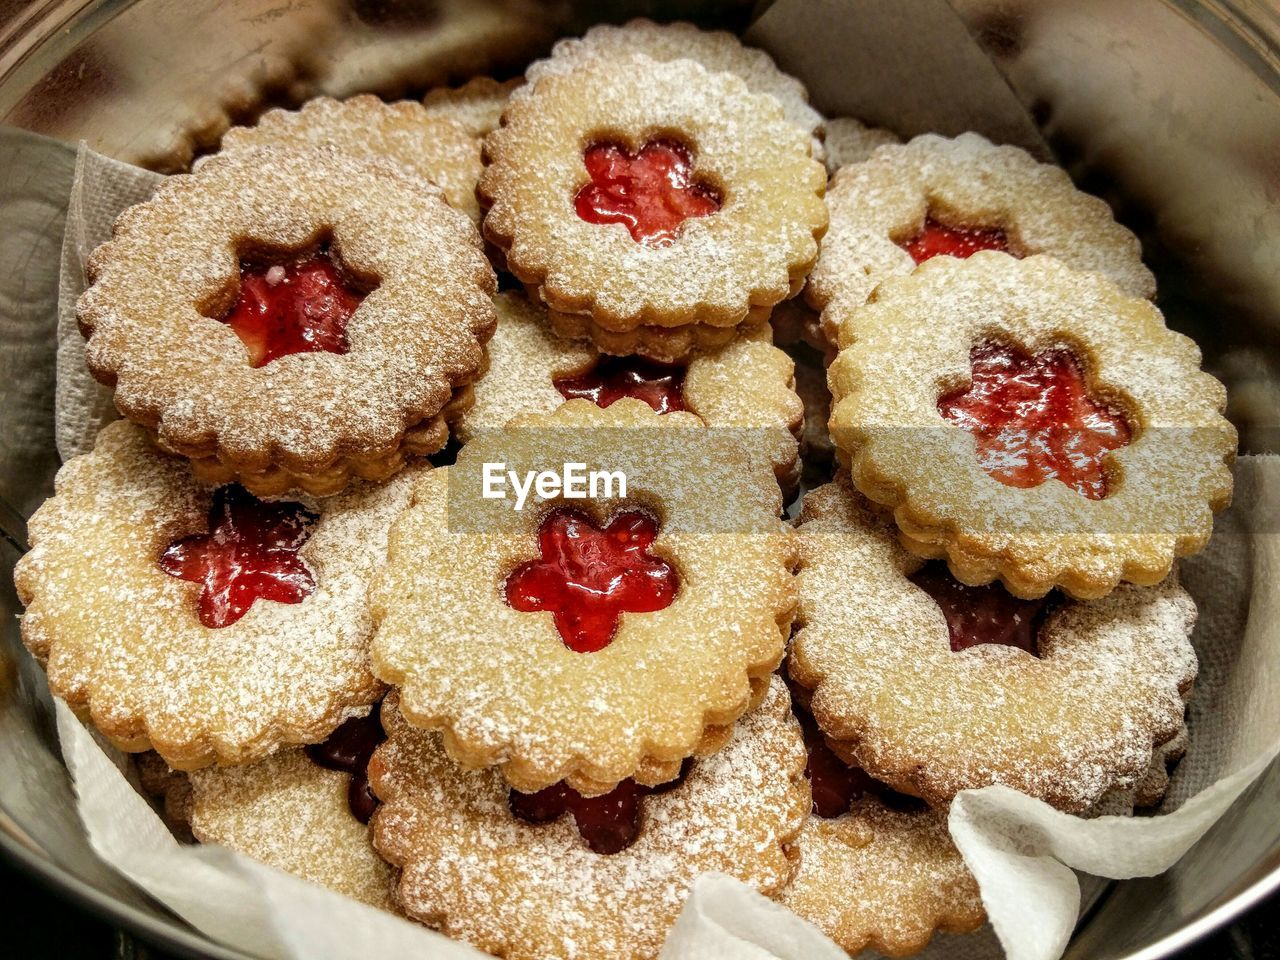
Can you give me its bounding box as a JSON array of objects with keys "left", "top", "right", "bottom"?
[{"left": 13, "top": 17, "right": 1238, "bottom": 960}]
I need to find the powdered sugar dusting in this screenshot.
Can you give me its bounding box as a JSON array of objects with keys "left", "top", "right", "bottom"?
[
  {"left": 78, "top": 146, "right": 495, "bottom": 484},
  {"left": 782, "top": 796, "right": 984, "bottom": 955},
  {"left": 480, "top": 54, "right": 827, "bottom": 329},
  {"left": 825, "top": 252, "right": 1236, "bottom": 598},
  {"left": 807, "top": 132, "right": 1157, "bottom": 342},
  {"left": 423, "top": 77, "right": 525, "bottom": 139},
  {"left": 189, "top": 746, "right": 397, "bottom": 911},
  {"left": 369, "top": 677, "right": 809, "bottom": 960},
  {"left": 370, "top": 399, "right": 796, "bottom": 794},
  {"left": 789, "top": 476, "right": 1199, "bottom": 812},
  {"left": 14, "top": 421, "right": 422, "bottom": 769},
  {"left": 518, "top": 19, "right": 824, "bottom": 143}
]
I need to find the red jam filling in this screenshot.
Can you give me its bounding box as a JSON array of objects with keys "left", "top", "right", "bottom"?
[
  {"left": 504, "top": 508, "right": 678, "bottom": 653},
  {"left": 574, "top": 139, "right": 721, "bottom": 246},
  {"left": 304, "top": 710, "right": 387, "bottom": 824},
  {"left": 900, "top": 217, "right": 1009, "bottom": 264},
  {"left": 508, "top": 761, "right": 691, "bottom": 855},
  {"left": 791, "top": 693, "right": 923, "bottom": 818},
  {"left": 938, "top": 341, "right": 1132, "bottom": 500},
  {"left": 553, "top": 356, "right": 688, "bottom": 414},
  {"left": 909, "top": 562, "right": 1046, "bottom": 655},
  {"left": 222, "top": 248, "right": 365, "bottom": 367},
  {"left": 158, "top": 485, "right": 317, "bottom": 629}
]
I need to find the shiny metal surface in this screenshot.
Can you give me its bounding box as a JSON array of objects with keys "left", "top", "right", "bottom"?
[{"left": 0, "top": 1, "right": 1277, "bottom": 958}]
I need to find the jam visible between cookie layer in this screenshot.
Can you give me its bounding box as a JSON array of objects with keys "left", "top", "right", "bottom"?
[
  {"left": 909, "top": 562, "right": 1046, "bottom": 655},
  {"left": 575, "top": 139, "right": 721, "bottom": 246},
  {"left": 504, "top": 508, "right": 679, "bottom": 653},
  {"left": 900, "top": 217, "right": 1009, "bottom": 265},
  {"left": 158, "top": 485, "right": 317, "bottom": 629},
  {"left": 938, "top": 341, "right": 1131, "bottom": 500},
  {"left": 222, "top": 248, "right": 365, "bottom": 367},
  {"left": 553, "top": 356, "right": 688, "bottom": 414},
  {"left": 508, "top": 761, "right": 692, "bottom": 854},
  {"left": 791, "top": 692, "right": 924, "bottom": 819},
  {"left": 305, "top": 710, "right": 387, "bottom": 824}
]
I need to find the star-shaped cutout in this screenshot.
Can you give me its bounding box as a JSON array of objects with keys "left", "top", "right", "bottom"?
[
  {"left": 504, "top": 508, "right": 678, "bottom": 653},
  {"left": 159, "top": 485, "right": 317, "bottom": 628},
  {"left": 223, "top": 249, "right": 365, "bottom": 367}
]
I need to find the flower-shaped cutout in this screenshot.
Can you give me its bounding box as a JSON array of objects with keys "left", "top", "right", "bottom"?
[
  {"left": 938, "top": 341, "right": 1132, "bottom": 500},
  {"left": 221, "top": 249, "right": 366, "bottom": 367},
  {"left": 575, "top": 138, "right": 721, "bottom": 245},
  {"left": 505, "top": 509, "right": 678, "bottom": 653}
]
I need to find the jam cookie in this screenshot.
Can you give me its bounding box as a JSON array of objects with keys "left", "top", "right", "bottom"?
[
  {"left": 215, "top": 95, "right": 484, "bottom": 224},
  {"left": 827, "top": 254, "right": 1235, "bottom": 599},
  {"left": 188, "top": 709, "right": 395, "bottom": 911},
  {"left": 479, "top": 55, "right": 828, "bottom": 347},
  {"left": 457, "top": 292, "right": 803, "bottom": 491},
  {"left": 13, "top": 421, "right": 422, "bottom": 769},
  {"left": 422, "top": 76, "right": 524, "bottom": 139},
  {"left": 788, "top": 475, "right": 1199, "bottom": 812},
  {"left": 369, "top": 677, "right": 809, "bottom": 960},
  {"left": 544, "top": 308, "right": 768, "bottom": 364},
  {"left": 78, "top": 147, "right": 496, "bottom": 497},
  {"left": 805, "top": 132, "right": 1156, "bottom": 344},
  {"left": 518, "top": 19, "right": 824, "bottom": 150},
  {"left": 370, "top": 399, "right": 796, "bottom": 794},
  {"left": 781, "top": 695, "right": 984, "bottom": 957},
  {"left": 821, "top": 117, "right": 900, "bottom": 174}
]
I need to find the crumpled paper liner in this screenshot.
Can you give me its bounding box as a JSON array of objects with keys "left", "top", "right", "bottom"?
[{"left": 51, "top": 128, "right": 1279, "bottom": 960}]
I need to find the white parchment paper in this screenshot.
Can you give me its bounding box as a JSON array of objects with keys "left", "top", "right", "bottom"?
[{"left": 51, "top": 123, "right": 1280, "bottom": 960}]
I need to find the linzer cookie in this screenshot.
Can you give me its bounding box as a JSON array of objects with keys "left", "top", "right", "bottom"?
[
  {"left": 479, "top": 54, "right": 827, "bottom": 358},
  {"left": 827, "top": 253, "right": 1235, "bottom": 599},
  {"left": 789, "top": 476, "right": 1199, "bottom": 812},
  {"left": 518, "top": 19, "right": 825, "bottom": 150},
  {"left": 806, "top": 132, "right": 1156, "bottom": 344},
  {"left": 422, "top": 76, "right": 524, "bottom": 139},
  {"left": 214, "top": 95, "right": 485, "bottom": 223},
  {"left": 370, "top": 399, "right": 796, "bottom": 794},
  {"left": 13, "top": 421, "right": 420, "bottom": 769},
  {"left": 781, "top": 695, "right": 984, "bottom": 957},
  {"left": 78, "top": 146, "right": 495, "bottom": 496},
  {"left": 457, "top": 292, "right": 803, "bottom": 491},
  {"left": 821, "top": 116, "right": 900, "bottom": 174},
  {"left": 188, "top": 709, "right": 396, "bottom": 911},
  {"left": 369, "top": 678, "right": 809, "bottom": 960}
]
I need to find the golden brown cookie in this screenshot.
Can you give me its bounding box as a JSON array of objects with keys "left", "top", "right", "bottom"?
[
  {"left": 78, "top": 146, "right": 495, "bottom": 496},
  {"left": 214, "top": 95, "right": 484, "bottom": 224},
  {"left": 781, "top": 696, "right": 983, "bottom": 957},
  {"left": 806, "top": 132, "right": 1156, "bottom": 344},
  {"left": 188, "top": 710, "right": 395, "bottom": 911},
  {"left": 422, "top": 76, "right": 524, "bottom": 139},
  {"left": 370, "top": 399, "right": 796, "bottom": 794},
  {"left": 457, "top": 292, "right": 802, "bottom": 491},
  {"left": 14, "top": 421, "right": 420, "bottom": 770},
  {"left": 827, "top": 253, "right": 1236, "bottom": 599},
  {"left": 821, "top": 116, "right": 900, "bottom": 174},
  {"left": 788, "top": 475, "right": 1199, "bottom": 813},
  {"left": 369, "top": 677, "right": 809, "bottom": 960},
  {"left": 519, "top": 19, "right": 824, "bottom": 150},
  {"left": 479, "top": 54, "right": 827, "bottom": 342}
]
